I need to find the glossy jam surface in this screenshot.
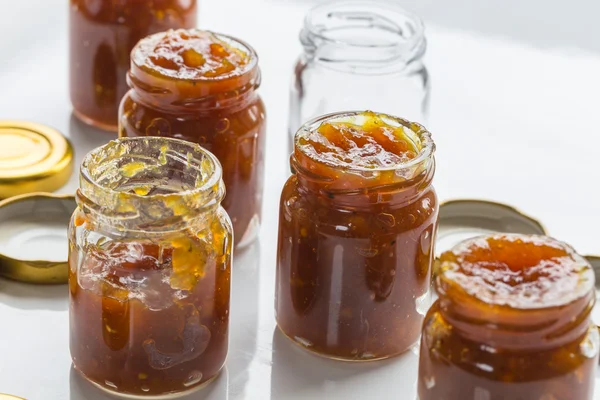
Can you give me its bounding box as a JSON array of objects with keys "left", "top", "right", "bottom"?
[
  {"left": 276, "top": 112, "right": 437, "bottom": 360},
  {"left": 438, "top": 234, "right": 593, "bottom": 308},
  {"left": 297, "top": 114, "right": 419, "bottom": 169},
  {"left": 419, "top": 234, "right": 598, "bottom": 400},
  {"left": 120, "top": 29, "right": 265, "bottom": 248},
  {"left": 69, "top": 0, "right": 197, "bottom": 130},
  {"left": 136, "top": 29, "right": 250, "bottom": 79}
]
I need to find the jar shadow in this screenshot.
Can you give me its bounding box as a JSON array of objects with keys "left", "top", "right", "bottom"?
[
  {"left": 227, "top": 240, "right": 261, "bottom": 397},
  {"left": 69, "top": 364, "right": 230, "bottom": 400},
  {"left": 0, "top": 278, "right": 67, "bottom": 311},
  {"left": 269, "top": 327, "right": 419, "bottom": 400}
]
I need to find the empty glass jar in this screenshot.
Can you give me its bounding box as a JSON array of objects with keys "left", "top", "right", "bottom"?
[{"left": 288, "top": 1, "right": 430, "bottom": 152}]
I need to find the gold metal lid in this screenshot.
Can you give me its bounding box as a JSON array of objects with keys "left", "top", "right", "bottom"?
[
  {"left": 0, "top": 121, "right": 74, "bottom": 198},
  {"left": 437, "top": 199, "right": 548, "bottom": 255},
  {"left": 0, "top": 394, "right": 26, "bottom": 400},
  {"left": 0, "top": 192, "right": 75, "bottom": 284}
]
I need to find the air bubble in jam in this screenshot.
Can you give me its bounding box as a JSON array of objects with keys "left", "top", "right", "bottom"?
[
  {"left": 184, "top": 371, "right": 204, "bottom": 387},
  {"left": 105, "top": 380, "right": 117, "bottom": 389},
  {"left": 294, "top": 336, "right": 313, "bottom": 347}
]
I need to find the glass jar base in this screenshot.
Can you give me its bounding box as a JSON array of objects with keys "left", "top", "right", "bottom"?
[
  {"left": 276, "top": 323, "right": 413, "bottom": 362},
  {"left": 75, "top": 367, "right": 221, "bottom": 399},
  {"left": 72, "top": 108, "right": 118, "bottom": 132}
]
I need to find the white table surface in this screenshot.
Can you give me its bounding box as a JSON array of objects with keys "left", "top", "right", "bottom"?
[{"left": 1, "top": 0, "right": 600, "bottom": 399}]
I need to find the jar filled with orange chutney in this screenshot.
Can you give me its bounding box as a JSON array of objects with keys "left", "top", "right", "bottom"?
[
  {"left": 418, "top": 234, "right": 598, "bottom": 400},
  {"left": 276, "top": 111, "right": 438, "bottom": 360},
  {"left": 69, "top": 137, "right": 232, "bottom": 397},
  {"left": 69, "top": 0, "right": 197, "bottom": 131},
  {"left": 119, "top": 29, "right": 265, "bottom": 248}
]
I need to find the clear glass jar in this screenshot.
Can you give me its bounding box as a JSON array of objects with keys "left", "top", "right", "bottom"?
[
  {"left": 69, "top": 137, "right": 232, "bottom": 397},
  {"left": 119, "top": 29, "right": 265, "bottom": 249},
  {"left": 69, "top": 0, "right": 198, "bottom": 131},
  {"left": 288, "top": 1, "right": 429, "bottom": 152},
  {"left": 276, "top": 111, "right": 438, "bottom": 361},
  {"left": 418, "top": 234, "right": 599, "bottom": 400}
]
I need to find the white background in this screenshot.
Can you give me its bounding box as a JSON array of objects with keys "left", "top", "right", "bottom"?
[{"left": 0, "top": 0, "right": 599, "bottom": 399}]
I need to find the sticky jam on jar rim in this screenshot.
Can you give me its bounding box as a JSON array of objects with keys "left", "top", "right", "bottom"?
[
  {"left": 120, "top": 29, "right": 265, "bottom": 249},
  {"left": 69, "top": 137, "right": 233, "bottom": 397},
  {"left": 69, "top": 0, "right": 197, "bottom": 131},
  {"left": 276, "top": 111, "right": 438, "bottom": 361},
  {"left": 418, "top": 234, "right": 599, "bottom": 400}
]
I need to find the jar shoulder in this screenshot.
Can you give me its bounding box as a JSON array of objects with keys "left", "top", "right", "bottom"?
[
  {"left": 120, "top": 91, "right": 266, "bottom": 139},
  {"left": 280, "top": 178, "right": 438, "bottom": 234}
]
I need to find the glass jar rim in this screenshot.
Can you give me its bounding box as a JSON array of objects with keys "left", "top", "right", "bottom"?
[
  {"left": 80, "top": 137, "right": 223, "bottom": 199},
  {"left": 294, "top": 110, "right": 435, "bottom": 174},
  {"left": 132, "top": 29, "right": 259, "bottom": 82},
  {"left": 78, "top": 137, "right": 225, "bottom": 233},
  {"left": 303, "top": 0, "right": 425, "bottom": 52}
]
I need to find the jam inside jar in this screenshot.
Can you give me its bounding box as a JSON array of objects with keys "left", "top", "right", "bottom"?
[
  {"left": 119, "top": 29, "right": 266, "bottom": 249},
  {"left": 276, "top": 111, "right": 438, "bottom": 361},
  {"left": 69, "top": 0, "right": 197, "bottom": 131},
  {"left": 69, "top": 137, "right": 232, "bottom": 397},
  {"left": 418, "top": 234, "right": 599, "bottom": 400}
]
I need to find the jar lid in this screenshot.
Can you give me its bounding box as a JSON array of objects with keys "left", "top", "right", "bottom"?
[
  {"left": 0, "top": 394, "right": 26, "bottom": 400},
  {"left": 0, "top": 192, "right": 75, "bottom": 284},
  {"left": 0, "top": 121, "right": 74, "bottom": 198},
  {"left": 436, "top": 199, "right": 548, "bottom": 256}
]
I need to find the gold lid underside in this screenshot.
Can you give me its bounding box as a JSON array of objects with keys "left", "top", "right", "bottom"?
[
  {"left": 0, "top": 121, "right": 74, "bottom": 198},
  {"left": 0, "top": 394, "right": 27, "bottom": 400},
  {"left": 0, "top": 193, "right": 74, "bottom": 284}
]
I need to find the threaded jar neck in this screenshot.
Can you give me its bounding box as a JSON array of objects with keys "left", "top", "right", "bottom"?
[
  {"left": 301, "top": 1, "right": 426, "bottom": 73},
  {"left": 78, "top": 137, "right": 225, "bottom": 236}
]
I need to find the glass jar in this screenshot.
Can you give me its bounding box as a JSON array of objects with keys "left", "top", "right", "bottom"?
[
  {"left": 119, "top": 29, "right": 266, "bottom": 249},
  {"left": 276, "top": 111, "right": 438, "bottom": 361},
  {"left": 69, "top": 0, "right": 197, "bottom": 131},
  {"left": 69, "top": 137, "right": 232, "bottom": 397},
  {"left": 418, "top": 234, "right": 599, "bottom": 400},
  {"left": 288, "top": 1, "right": 429, "bottom": 152}
]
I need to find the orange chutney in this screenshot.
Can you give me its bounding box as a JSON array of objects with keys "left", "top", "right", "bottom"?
[
  {"left": 276, "top": 111, "right": 438, "bottom": 360},
  {"left": 119, "top": 29, "right": 265, "bottom": 248},
  {"left": 418, "top": 234, "right": 598, "bottom": 400},
  {"left": 69, "top": 0, "right": 197, "bottom": 131}
]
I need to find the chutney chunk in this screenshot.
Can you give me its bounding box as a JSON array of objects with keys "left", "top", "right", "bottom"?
[
  {"left": 438, "top": 234, "right": 594, "bottom": 309},
  {"left": 297, "top": 112, "right": 419, "bottom": 169},
  {"left": 137, "top": 29, "right": 249, "bottom": 79}
]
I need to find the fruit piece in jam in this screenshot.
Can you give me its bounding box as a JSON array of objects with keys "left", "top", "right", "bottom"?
[
  {"left": 418, "top": 234, "right": 598, "bottom": 400},
  {"left": 137, "top": 29, "right": 250, "bottom": 79},
  {"left": 297, "top": 111, "right": 419, "bottom": 169}
]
